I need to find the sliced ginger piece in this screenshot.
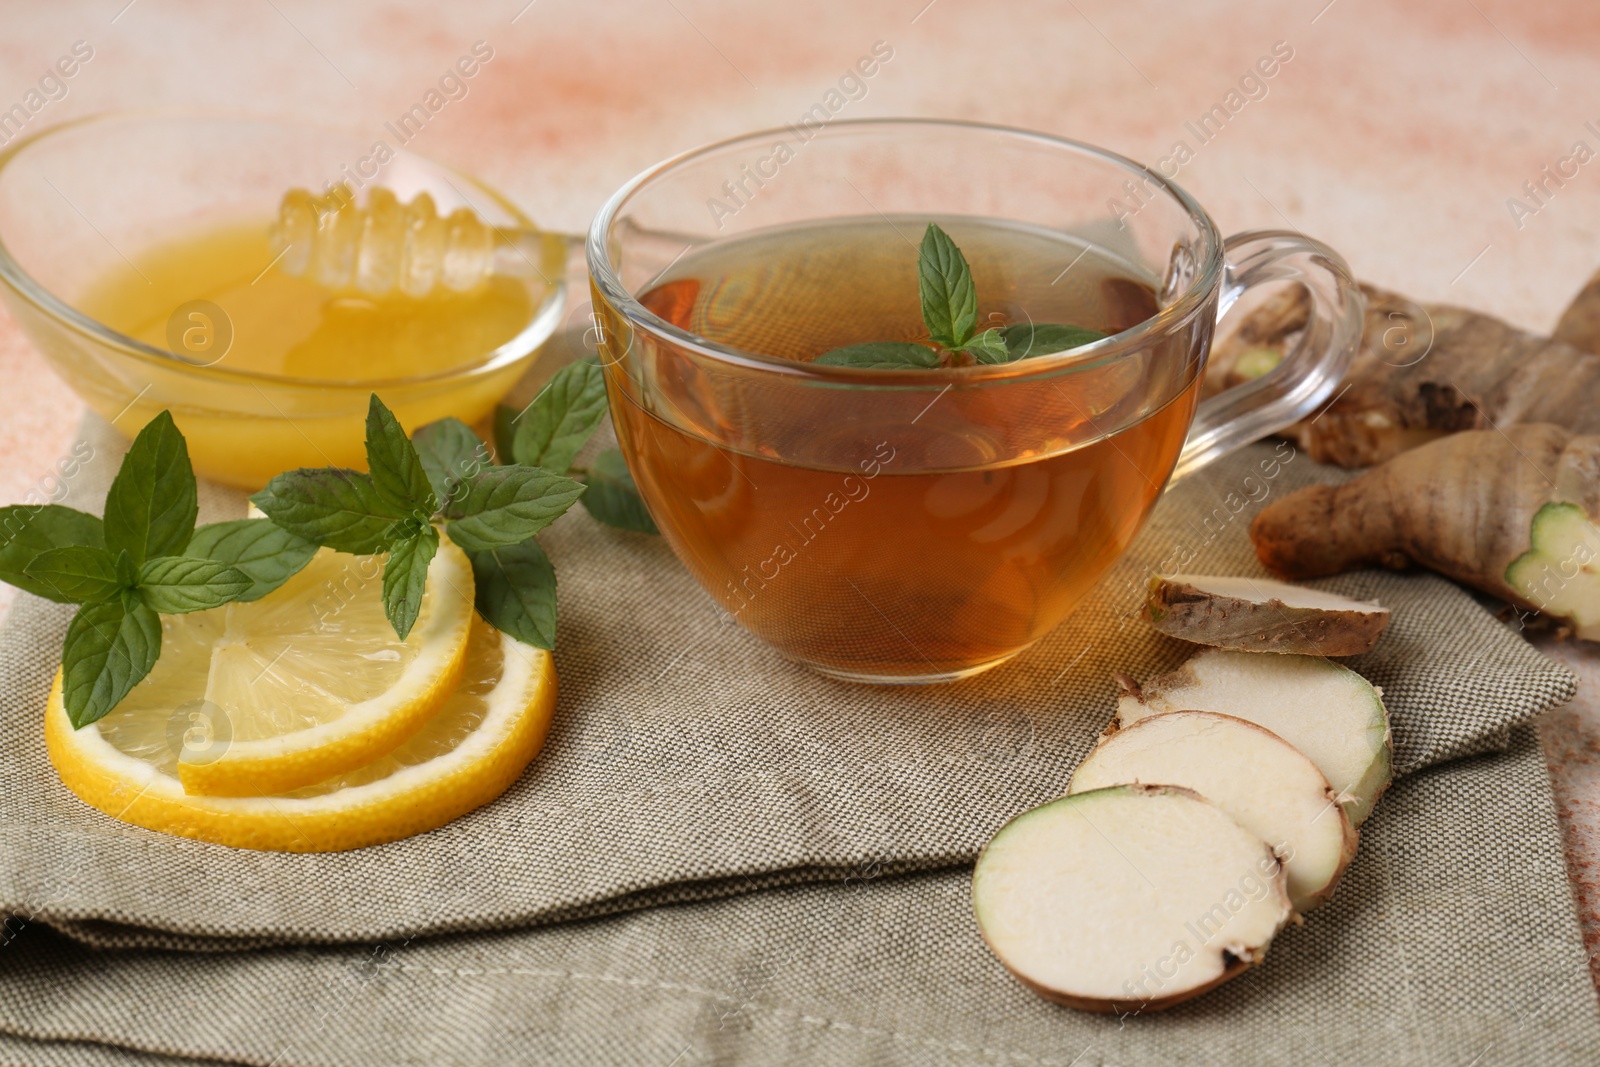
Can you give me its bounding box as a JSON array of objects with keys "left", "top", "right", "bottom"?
[
  {"left": 1117, "top": 648, "right": 1392, "bottom": 826},
  {"left": 1070, "top": 711, "right": 1357, "bottom": 913},
  {"left": 1504, "top": 502, "right": 1600, "bottom": 641},
  {"left": 972, "top": 784, "right": 1291, "bottom": 1013},
  {"left": 1144, "top": 573, "right": 1390, "bottom": 656}
]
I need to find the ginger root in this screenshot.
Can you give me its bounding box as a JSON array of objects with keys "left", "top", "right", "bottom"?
[
  {"left": 1203, "top": 284, "right": 1307, "bottom": 397},
  {"left": 1250, "top": 424, "right": 1600, "bottom": 639},
  {"left": 1211, "top": 283, "right": 1600, "bottom": 467},
  {"left": 1555, "top": 268, "right": 1600, "bottom": 354}
]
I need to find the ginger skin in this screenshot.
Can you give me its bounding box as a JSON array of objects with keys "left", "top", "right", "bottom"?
[
  {"left": 1212, "top": 284, "right": 1600, "bottom": 468},
  {"left": 1250, "top": 424, "right": 1600, "bottom": 615},
  {"left": 1555, "top": 269, "right": 1600, "bottom": 355}
]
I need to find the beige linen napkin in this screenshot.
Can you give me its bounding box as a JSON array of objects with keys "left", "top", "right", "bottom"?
[
  {"left": 0, "top": 416, "right": 1594, "bottom": 1064},
  {"left": 0, "top": 418, "right": 1580, "bottom": 950},
  {"left": 0, "top": 727, "right": 1594, "bottom": 1065}
]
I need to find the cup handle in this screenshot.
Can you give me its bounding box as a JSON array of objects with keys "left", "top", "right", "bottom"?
[{"left": 1168, "top": 229, "right": 1365, "bottom": 483}]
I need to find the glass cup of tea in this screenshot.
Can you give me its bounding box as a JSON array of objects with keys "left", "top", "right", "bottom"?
[{"left": 587, "top": 119, "right": 1362, "bottom": 685}]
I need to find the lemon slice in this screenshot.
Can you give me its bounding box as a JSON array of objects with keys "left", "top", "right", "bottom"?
[
  {"left": 45, "top": 616, "right": 556, "bottom": 852},
  {"left": 87, "top": 540, "right": 475, "bottom": 797}
]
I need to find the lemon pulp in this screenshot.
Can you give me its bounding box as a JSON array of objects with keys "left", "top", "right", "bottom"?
[
  {"left": 46, "top": 618, "right": 558, "bottom": 852},
  {"left": 92, "top": 543, "right": 475, "bottom": 797}
]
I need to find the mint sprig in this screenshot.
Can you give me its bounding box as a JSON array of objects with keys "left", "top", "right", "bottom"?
[
  {"left": 814, "top": 223, "right": 1110, "bottom": 369},
  {"left": 62, "top": 592, "right": 160, "bottom": 731},
  {"left": 254, "top": 382, "right": 653, "bottom": 648},
  {"left": 440, "top": 467, "right": 585, "bottom": 551},
  {"left": 412, "top": 417, "right": 490, "bottom": 508},
  {"left": 507, "top": 357, "right": 609, "bottom": 473},
  {"left": 0, "top": 506, "right": 105, "bottom": 603},
  {"left": 918, "top": 222, "right": 979, "bottom": 348},
  {"left": 102, "top": 412, "right": 197, "bottom": 566},
  {"left": 467, "top": 538, "right": 557, "bottom": 649},
  {"left": 182, "top": 519, "right": 320, "bottom": 603},
  {"left": 0, "top": 412, "right": 308, "bottom": 728},
  {"left": 0, "top": 371, "right": 657, "bottom": 729},
  {"left": 251, "top": 395, "right": 569, "bottom": 641},
  {"left": 580, "top": 451, "right": 660, "bottom": 535},
  {"left": 494, "top": 357, "right": 661, "bottom": 537}
]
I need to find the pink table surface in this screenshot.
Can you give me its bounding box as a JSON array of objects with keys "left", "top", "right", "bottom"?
[{"left": 2, "top": 0, "right": 1599, "bottom": 987}]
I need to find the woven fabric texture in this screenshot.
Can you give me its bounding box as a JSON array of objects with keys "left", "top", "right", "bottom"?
[
  {"left": 0, "top": 418, "right": 1579, "bottom": 954},
  {"left": 0, "top": 727, "right": 1594, "bottom": 1066}
]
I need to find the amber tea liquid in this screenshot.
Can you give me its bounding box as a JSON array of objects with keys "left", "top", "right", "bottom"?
[{"left": 607, "top": 218, "right": 1202, "bottom": 681}]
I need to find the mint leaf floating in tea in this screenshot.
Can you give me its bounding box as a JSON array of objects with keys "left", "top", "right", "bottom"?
[
  {"left": 813, "top": 223, "right": 1109, "bottom": 368},
  {"left": 813, "top": 342, "right": 941, "bottom": 369},
  {"left": 918, "top": 221, "right": 979, "bottom": 348},
  {"left": 580, "top": 449, "right": 661, "bottom": 535},
  {"left": 959, "top": 328, "right": 1011, "bottom": 365},
  {"left": 506, "top": 357, "right": 610, "bottom": 473},
  {"left": 467, "top": 537, "right": 558, "bottom": 649},
  {"left": 1002, "top": 322, "right": 1109, "bottom": 361}
]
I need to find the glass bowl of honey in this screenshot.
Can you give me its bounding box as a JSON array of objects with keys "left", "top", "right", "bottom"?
[{"left": 0, "top": 111, "right": 567, "bottom": 488}]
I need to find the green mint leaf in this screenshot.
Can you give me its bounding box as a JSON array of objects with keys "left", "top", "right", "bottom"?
[
  {"left": 510, "top": 359, "right": 609, "bottom": 473},
  {"left": 581, "top": 450, "right": 660, "bottom": 535},
  {"left": 103, "top": 411, "right": 198, "bottom": 566},
  {"left": 412, "top": 418, "right": 491, "bottom": 507},
  {"left": 958, "top": 328, "right": 1010, "bottom": 365},
  {"left": 813, "top": 342, "right": 942, "bottom": 370},
  {"left": 468, "top": 539, "right": 556, "bottom": 649},
  {"left": 22, "top": 546, "right": 122, "bottom": 604},
  {"left": 62, "top": 590, "right": 160, "bottom": 729},
  {"left": 918, "top": 223, "right": 978, "bottom": 348},
  {"left": 1001, "top": 322, "right": 1109, "bottom": 361},
  {"left": 492, "top": 405, "right": 518, "bottom": 464},
  {"left": 114, "top": 550, "right": 139, "bottom": 588},
  {"left": 381, "top": 524, "right": 438, "bottom": 641},
  {"left": 251, "top": 470, "right": 408, "bottom": 554},
  {"left": 443, "top": 466, "right": 586, "bottom": 552},
  {"left": 184, "top": 519, "right": 319, "bottom": 602},
  {"left": 364, "top": 394, "right": 437, "bottom": 516},
  {"left": 137, "top": 556, "right": 252, "bottom": 614},
  {"left": 0, "top": 505, "right": 104, "bottom": 601}
]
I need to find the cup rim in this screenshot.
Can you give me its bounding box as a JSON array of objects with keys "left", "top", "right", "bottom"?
[
  {"left": 587, "top": 117, "right": 1224, "bottom": 383},
  {"left": 0, "top": 108, "right": 566, "bottom": 391}
]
